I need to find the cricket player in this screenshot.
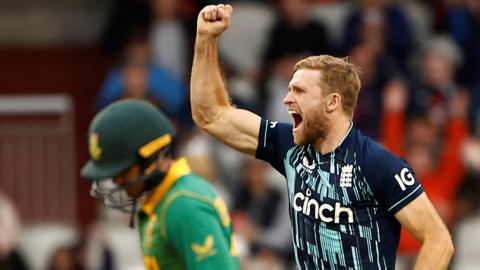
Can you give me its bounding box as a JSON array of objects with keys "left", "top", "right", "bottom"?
[
  {"left": 81, "top": 100, "right": 239, "bottom": 270},
  {"left": 190, "top": 4, "right": 454, "bottom": 269}
]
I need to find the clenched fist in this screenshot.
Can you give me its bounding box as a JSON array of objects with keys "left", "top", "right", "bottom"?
[{"left": 197, "top": 4, "right": 233, "bottom": 38}]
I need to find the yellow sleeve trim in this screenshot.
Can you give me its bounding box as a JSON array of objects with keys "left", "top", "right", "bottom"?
[
  {"left": 144, "top": 214, "right": 157, "bottom": 249},
  {"left": 214, "top": 197, "right": 231, "bottom": 227},
  {"left": 230, "top": 234, "right": 238, "bottom": 257}
]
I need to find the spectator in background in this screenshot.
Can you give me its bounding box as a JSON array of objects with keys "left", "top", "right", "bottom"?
[
  {"left": 232, "top": 159, "right": 292, "bottom": 269},
  {"left": 443, "top": 0, "right": 480, "bottom": 134},
  {"left": 101, "top": 0, "right": 151, "bottom": 56},
  {"left": 381, "top": 81, "right": 468, "bottom": 265},
  {"left": 149, "top": 0, "right": 192, "bottom": 81},
  {"left": 95, "top": 36, "right": 190, "bottom": 133},
  {"left": 456, "top": 137, "right": 480, "bottom": 219},
  {"left": 0, "top": 191, "right": 28, "bottom": 270},
  {"left": 408, "top": 36, "right": 463, "bottom": 128},
  {"left": 456, "top": 170, "right": 480, "bottom": 220},
  {"left": 471, "top": 82, "right": 480, "bottom": 135},
  {"left": 349, "top": 42, "right": 397, "bottom": 139},
  {"left": 48, "top": 246, "right": 78, "bottom": 270},
  {"left": 260, "top": 0, "right": 330, "bottom": 119},
  {"left": 445, "top": 0, "right": 480, "bottom": 86},
  {"left": 453, "top": 131, "right": 480, "bottom": 270},
  {"left": 340, "top": 0, "right": 414, "bottom": 76},
  {"left": 47, "top": 240, "right": 105, "bottom": 270}
]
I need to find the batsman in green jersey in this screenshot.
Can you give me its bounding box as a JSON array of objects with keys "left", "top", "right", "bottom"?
[{"left": 81, "top": 100, "right": 240, "bottom": 270}]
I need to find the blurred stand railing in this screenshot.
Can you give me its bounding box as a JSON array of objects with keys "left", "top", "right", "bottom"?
[{"left": 0, "top": 95, "right": 76, "bottom": 224}]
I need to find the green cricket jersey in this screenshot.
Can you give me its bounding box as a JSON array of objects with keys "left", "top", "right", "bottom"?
[{"left": 138, "top": 158, "right": 240, "bottom": 270}]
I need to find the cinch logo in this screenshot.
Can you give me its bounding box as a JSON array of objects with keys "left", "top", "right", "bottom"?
[{"left": 293, "top": 189, "right": 354, "bottom": 223}]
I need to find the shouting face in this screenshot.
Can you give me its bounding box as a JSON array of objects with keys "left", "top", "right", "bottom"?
[{"left": 283, "top": 69, "right": 331, "bottom": 146}]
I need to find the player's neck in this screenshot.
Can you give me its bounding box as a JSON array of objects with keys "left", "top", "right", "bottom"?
[{"left": 315, "top": 116, "right": 351, "bottom": 155}]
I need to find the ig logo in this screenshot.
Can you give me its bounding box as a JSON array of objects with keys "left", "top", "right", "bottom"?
[{"left": 394, "top": 168, "right": 415, "bottom": 191}]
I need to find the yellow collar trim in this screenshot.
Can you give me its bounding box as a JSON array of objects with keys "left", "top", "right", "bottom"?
[{"left": 141, "top": 158, "right": 191, "bottom": 215}]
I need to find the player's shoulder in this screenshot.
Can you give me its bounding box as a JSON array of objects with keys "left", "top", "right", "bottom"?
[
  {"left": 256, "top": 119, "right": 296, "bottom": 175},
  {"left": 159, "top": 190, "right": 217, "bottom": 238},
  {"left": 355, "top": 130, "right": 404, "bottom": 171},
  {"left": 159, "top": 189, "right": 223, "bottom": 240},
  {"left": 174, "top": 173, "right": 217, "bottom": 197},
  {"left": 164, "top": 192, "right": 214, "bottom": 218},
  {"left": 164, "top": 174, "right": 217, "bottom": 208},
  {"left": 260, "top": 119, "right": 293, "bottom": 140}
]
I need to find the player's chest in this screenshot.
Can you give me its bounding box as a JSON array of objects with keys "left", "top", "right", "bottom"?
[
  {"left": 287, "top": 151, "right": 376, "bottom": 222},
  {"left": 139, "top": 215, "right": 184, "bottom": 269},
  {"left": 292, "top": 151, "right": 370, "bottom": 194}
]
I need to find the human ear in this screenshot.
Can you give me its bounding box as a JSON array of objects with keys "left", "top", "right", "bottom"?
[
  {"left": 155, "top": 154, "right": 171, "bottom": 173},
  {"left": 326, "top": 93, "right": 341, "bottom": 113}
]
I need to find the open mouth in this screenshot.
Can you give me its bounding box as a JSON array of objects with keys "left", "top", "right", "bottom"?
[{"left": 289, "top": 110, "right": 303, "bottom": 132}]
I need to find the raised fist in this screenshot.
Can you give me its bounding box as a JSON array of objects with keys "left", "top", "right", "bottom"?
[
  {"left": 197, "top": 4, "right": 233, "bottom": 38},
  {"left": 382, "top": 80, "right": 408, "bottom": 113}
]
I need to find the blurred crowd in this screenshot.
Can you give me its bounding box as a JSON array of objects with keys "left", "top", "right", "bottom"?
[{"left": 2, "top": 0, "right": 480, "bottom": 269}]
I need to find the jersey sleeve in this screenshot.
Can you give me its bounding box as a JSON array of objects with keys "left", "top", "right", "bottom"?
[
  {"left": 255, "top": 119, "right": 294, "bottom": 176},
  {"left": 366, "top": 143, "right": 424, "bottom": 214},
  {"left": 164, "top": 195, "right": 238, "bottom": 270}
]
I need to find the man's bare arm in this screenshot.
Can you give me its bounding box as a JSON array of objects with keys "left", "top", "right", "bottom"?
[
  {"left": 395, "top": 193, "right": 454, "bottom": 269},
  {"left": 190, "top": 4, "right": 261, "bottom": 156}
]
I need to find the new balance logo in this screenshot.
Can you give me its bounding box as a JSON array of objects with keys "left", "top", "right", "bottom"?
[{"left": 340, "top": 164, "right": 353, "bottom": 188}]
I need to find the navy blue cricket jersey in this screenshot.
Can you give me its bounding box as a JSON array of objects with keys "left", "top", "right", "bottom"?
[{"left": 255, "top": 119, "right": 424, "bottom": 270}]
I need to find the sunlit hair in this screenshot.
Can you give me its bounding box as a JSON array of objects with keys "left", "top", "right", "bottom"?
[{"left": 294, "top": 55, "right": 361, "bottom": 118}]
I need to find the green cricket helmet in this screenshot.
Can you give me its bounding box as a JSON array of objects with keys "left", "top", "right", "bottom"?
[{"left": 81, "top": 99, "right": 176, "bottom": 212}]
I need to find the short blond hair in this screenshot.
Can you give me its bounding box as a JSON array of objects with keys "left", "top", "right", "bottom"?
[{"left": 294, "top": 55, "right": 361, "bottom": 117}]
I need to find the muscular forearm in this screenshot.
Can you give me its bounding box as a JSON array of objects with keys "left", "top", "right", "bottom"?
[
  {"left": 190, "top": 35, "right": 231, "bottom": 127},
  {"left": 396, "top": 194, "right": 454, "bottom": 270},
  {"left": 413, "top": 235, "right": 454, "bottom": 269}
]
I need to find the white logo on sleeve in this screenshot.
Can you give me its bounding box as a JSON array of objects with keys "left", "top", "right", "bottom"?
[
  {"left": 394, "top": 168, "right": 415, "bottom": 191},
  {"left": 269, "top": 121, "right": 278, "bottom": 128},
  {"left": 340, "top": 164, "right": 353, "bottom": 188}
]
